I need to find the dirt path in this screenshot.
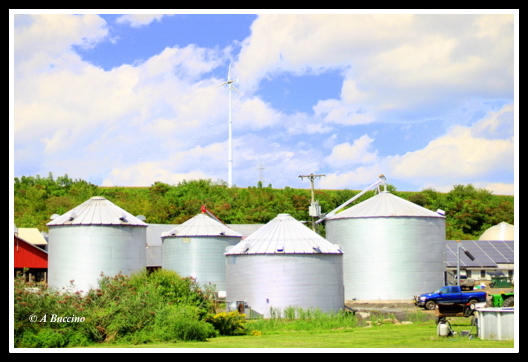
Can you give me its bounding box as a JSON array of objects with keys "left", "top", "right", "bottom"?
[{"left": 344, "top": 287, "right": 513, "bottom": 322}]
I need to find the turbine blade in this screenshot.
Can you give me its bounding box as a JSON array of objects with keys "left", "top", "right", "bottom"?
[
  {"left": 215, "top": 81, "right": 228, "bottom": 88},
  {"left": 231, "top": 85, "right": 242, "bottom": 95}
]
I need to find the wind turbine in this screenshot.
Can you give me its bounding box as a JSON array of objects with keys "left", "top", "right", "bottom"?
[{"left": 215, "top": 63, "right": 241, "bottom": 188}]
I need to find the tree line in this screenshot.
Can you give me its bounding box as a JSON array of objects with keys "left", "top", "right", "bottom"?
[{"left": 13, "top": 173, "right": 514, "bottom": 240}]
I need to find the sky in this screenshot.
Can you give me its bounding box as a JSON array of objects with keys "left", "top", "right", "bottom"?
[{"left": 10, "top": 10, "right": 518, "bottom": 196}]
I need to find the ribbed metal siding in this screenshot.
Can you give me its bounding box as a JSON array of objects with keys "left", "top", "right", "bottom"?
[
  {"left": 48, "top": 225, "right": 146, "bottom": 293},
  {"left": 326, "top": 216, "right": 445, "bottom": 300},
  {"left": 163, "top": 235, "right": 241, "bottom": 292},
  {"left": 225, "top": 253, "right": 344, "bottom": 318}
]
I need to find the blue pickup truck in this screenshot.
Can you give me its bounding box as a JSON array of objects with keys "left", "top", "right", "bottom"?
[{"left": 413, "top": 285, "right": 487, "bottom": 310}]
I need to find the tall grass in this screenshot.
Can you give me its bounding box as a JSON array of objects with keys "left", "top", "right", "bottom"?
[{"left": 247, "top": 306, "right": 359, "bottom": 334}]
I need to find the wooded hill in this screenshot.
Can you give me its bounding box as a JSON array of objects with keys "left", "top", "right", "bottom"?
[{"left": 13, "top": 173, "right": 514, "bottom": 240}]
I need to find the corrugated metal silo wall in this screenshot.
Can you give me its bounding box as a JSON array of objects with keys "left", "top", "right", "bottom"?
[
  {"left": 326, "top": 217, "right": 445, "bottom": 300},
  {"left": 225, "top": 254, "right": 344, "bottom": 318},
  {"left": 163, "top": 236, "right": 241, "bottom": 292},
  {"left": 48, "top": 225, "right": 147, "bottom": 293}
]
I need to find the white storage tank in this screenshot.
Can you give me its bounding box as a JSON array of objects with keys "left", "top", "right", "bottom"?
[
  {"left": 47, "top": 196, "right": 148, "bottom": 293},
  {"left": 225, "top": 213, "right": 344, "bottom": 318},
  {"left": 161, "top": 212, "right": 242, "bottom": 292},
  {"left": 325, "top": 191, "right": 446, "bottom": 301},
  {"left": 476, "top": 307, "right": 515, "bottom": 340},
  {"left": 479, "top": 221, "right": 514, "bottom": 241}
]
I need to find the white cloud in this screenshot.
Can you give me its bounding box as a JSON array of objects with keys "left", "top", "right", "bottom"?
[
  {"left": 387, "top": 104, "right": 514, "bottom": 187},
  {"left": 14, "top": 14, "right": 108, "bottom": 69},
  {"left": 115, "top": 14, "right": 170, "bottom": 28},
  {"left": 101, "top": 141, "right": 228, "bottom": 186},
  {"left": 320, "top": 164, "right": 386, "bottom": 190},
  {"left": 13, "top": 15, "right": 231, "bottom": 187},
  {"left": 313, "top": 99, "right": 375, "bottom": 126},
  {"left": 471, "top": 103, "right": 514, "bottom": 139},
  {"left": 13, "top": 13, "right": 515, "bottom": 193},
  {"left": 420, "top": 181, "right": 514, "bottom": 196},
  {"left": 237, "top": 13, "right": 514, "bottom": 118},
  {"left": 102, "top": 164, "right": 210, "bottom": 187},
  {"left": 318, "top": 104, "right": 514, "bottom": 194},
  {"left": 325, "top": 135, "right": 379, "bottom": 169},
  {"left": 234, "top": 97, "right": 282, "bottom": 130},
  {"left": 389, "top": 127, "right": 512, "bottom": 179}
]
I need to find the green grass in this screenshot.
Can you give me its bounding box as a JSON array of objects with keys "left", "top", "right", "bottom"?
[{"left": 76, "top": 317, "right": 516, "bottom": 350}]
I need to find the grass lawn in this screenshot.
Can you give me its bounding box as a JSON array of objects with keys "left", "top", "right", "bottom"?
[{"left": 79, "top": 319, "right": 516, "bottom": 351}]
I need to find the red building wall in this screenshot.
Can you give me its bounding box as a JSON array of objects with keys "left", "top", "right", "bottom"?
[{"left": 14, "top": 235, "right": 48, "bottom": 269}]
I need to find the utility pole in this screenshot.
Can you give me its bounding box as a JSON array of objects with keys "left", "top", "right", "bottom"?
[
  {"left": 299, "top": 173, "right": 325, "bottom": 231},
  {"left": 254, "top": 163, "right": 267, "bottom": 186}
]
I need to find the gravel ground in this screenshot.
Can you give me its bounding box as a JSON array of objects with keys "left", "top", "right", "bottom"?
[{"left": 344, "top": 288, "right": 514, "bottom": 323}]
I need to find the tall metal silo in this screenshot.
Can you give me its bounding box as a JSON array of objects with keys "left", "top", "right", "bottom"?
[
  {"left": 325, "top": 191, "right": 446, "bottom": 301},
  {"left": 161, "top": 212, "right": 242, "bottom": 293},
  {"left": 46, "top": 196, "right": 148, "bottom": 293},
  {"left": 225, "top": 213, "right": 344, "bottom": 318}
]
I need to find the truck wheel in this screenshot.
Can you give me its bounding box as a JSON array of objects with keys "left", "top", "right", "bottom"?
[
  {"left": 502, "top": 296, "right": 514, "bottom": 307},
  {"left": 468, "top": 298, "right": 478, "bottom": 306},
  {"left": 425, "top": 300, "right": 436, "bottom": 310}
]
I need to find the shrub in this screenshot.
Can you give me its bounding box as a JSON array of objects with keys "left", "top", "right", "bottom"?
[
  {"left": 13, "top": 269, "right": 219, "bottom": 347},
  {"left": 20, "top": 329, "right": 68, "bottom": 348},
  {"left": 206, "top": 311, "right": 248, "bottom": 336}
]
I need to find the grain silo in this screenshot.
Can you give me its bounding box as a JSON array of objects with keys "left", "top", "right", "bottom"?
[
  {"left": 225, "top": 213, "right": 344, "bottom": 318},
  {"left": 325, "top": 191, "right": 446, "bottom": 301},
  {"left": 161, "top": 212, "right": 242, "bottom": 293},
  {"left": 46, "top": 196, "right": 148, "bottom": 293}
]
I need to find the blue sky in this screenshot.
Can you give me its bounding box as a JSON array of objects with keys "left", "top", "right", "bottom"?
[{"left": 11, "top": 10, "right": 518, "bottom": 196}]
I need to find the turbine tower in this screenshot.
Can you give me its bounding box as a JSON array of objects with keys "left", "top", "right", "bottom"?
[{"left": 216, "top": 63, "right": 241, "bottom": 188}]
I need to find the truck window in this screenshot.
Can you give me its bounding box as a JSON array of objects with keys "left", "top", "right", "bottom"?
[{"left": 440, "top": 287, "right": 450, "bottom": 294}]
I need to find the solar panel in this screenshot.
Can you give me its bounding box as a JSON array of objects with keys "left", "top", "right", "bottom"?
[{"left": 444, "top": 240, "right": 508, "bottom": 268}]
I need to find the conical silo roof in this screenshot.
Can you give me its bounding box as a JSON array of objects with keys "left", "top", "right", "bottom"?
[
  {"left": 328, "top": 191, "right": 444, "bottom": 219},
  {"left": 161, "top": 213, "right": 242, "bottom": 238},
  {"left": 46, "top": 196, "right": 148, "bottom": 226},
  {"left": 226, "top": 213, "right": 343, "bottom": 255},
  {"left": 479, "top": 221, "right": 514, "bottom": 241}
]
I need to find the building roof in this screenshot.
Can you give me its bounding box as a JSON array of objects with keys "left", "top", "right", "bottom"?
[
  {"left": 46, "top": 196, "right": 148, "bottom": 227},
  {"left": 226, "top": 213, "right": 343, "bottom": 255},
  {"left": 445, "top": 240, "right": 514, "bottom": 268},
  {"left": 328, "top": 191, "right": 444, "bottom": 219},
  {"left": 15, "top": 228, "right": 47, "bottom": 245},
  {"left": 14, "top": 235, "right": 48, "bottom": 269},
  {"left": 161, "top": 213, "right": 242, "bottom": 238},
  {"left": 478, "top": 221, "right": 514, "bottom": 241}
]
